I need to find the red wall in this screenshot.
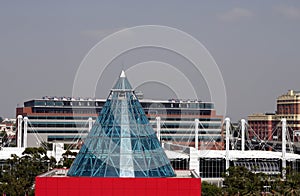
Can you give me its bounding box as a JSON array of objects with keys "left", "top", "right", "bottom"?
[{"left": 35, "top": 177, "right": 201, "bottom": 196}]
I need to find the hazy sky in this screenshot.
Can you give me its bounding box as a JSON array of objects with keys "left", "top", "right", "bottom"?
[{"left": 1, "top": 1, "right": 300, "bottom": 121}]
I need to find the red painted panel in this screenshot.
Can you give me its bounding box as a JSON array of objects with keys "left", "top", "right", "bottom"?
[{"left": 35, "top": 176, "right": 201, "bottom": 196}]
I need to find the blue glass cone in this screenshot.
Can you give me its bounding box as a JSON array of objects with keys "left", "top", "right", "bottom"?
[{"left": 67, "top": 71, "right": 176, "bottom": 177}]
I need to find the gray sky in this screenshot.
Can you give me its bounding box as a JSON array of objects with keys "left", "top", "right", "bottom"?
[{"left": 1, "top": 1, "right": 300, "bottom": 121}]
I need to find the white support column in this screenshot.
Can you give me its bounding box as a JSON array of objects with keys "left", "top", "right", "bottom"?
[
  {"left": 23, "top": 117, "right": 28, "bottom": 148},
  {"left": 195, "top": 119, "right": 199, "bottom": 150},
  {"left": 88, "top": 117, "right": 93, "bottom": 132},
  {"left": 156, "top": 116, "right": 161, "bottom": 142},
  {"left": 17, "top": 115, "right": 23, "bottom": 148},
  {"left": 241, "top": 119, "right": 246, "bottom": 152},
  {"left": 282, "top": 118, "right": 287, "bottom": 180},
  {"left": 189, "top": 147, "right": 200, "bottom": 176},
  {"left": 225, "top": 117, "right": 230, "bottom": 171}
]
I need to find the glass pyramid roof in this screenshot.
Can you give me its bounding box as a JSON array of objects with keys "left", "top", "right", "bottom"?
[{"left": 67, "top": 71, "right": 176, "bottom": 177}]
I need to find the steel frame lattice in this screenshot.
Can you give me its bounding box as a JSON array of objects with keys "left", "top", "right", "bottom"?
[{"left": 67, "top": 71, "right": 176, "bottom": 177}]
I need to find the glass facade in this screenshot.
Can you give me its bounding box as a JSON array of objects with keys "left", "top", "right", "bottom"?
[
  {"left": 199, "top": 158, "right": 225, "bottom": 178},
  {"left": 67, "top": 72, "right": 176, "bottom": 177}
]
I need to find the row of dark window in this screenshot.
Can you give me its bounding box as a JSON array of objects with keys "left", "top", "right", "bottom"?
[
  {"left": 31, "top": 108, "right": 213, "bottom": 116},
  {"left": 28, "top": 130, "right": 88, "bottom": 134},
  {"left": 32, "top": 108, "right": 101, "bottom": 114},
  {"left": 27, "top": 116, "right": 96, "bottom": 120},
  {"left": 145, "top": 110, "right": 211, "bottom": 116},
  {"left": 170, "top": 158, "right": 189, "bottom": 170},
  {"left": 25, "top": 100, "right": 106, "bottom": 107},
  {"left": 140, "top": 102, "right": 214, "bottom": 109},
  {"left": 199, "top": 159, "right": 288, "bottom": 178},
  {"left": 24, "top": 100, "right": 214, "bottom": 109}
]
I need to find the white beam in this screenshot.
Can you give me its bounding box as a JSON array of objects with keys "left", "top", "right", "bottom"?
[
  {"left": 17, "top": 115, "right": 23, "bottom": 148},
  {"left": 88, "top": 117, "right": 93, "bottom": 132},
  {"left": 225, "top": 117, "right": 230, "bottom": 171},
  {"left": 195, "top": 119, "right": 199, "bottom": 150},
  {"left": 23, "top": 117, "right": 28, "bottom": 148},
  {"left": 156, "top": 116, "right": 161, "bottom": 142},
  {"left": 282, "top": 118, "right": 287, "bottom": 180},
  {"left": 241, "top": 119, "right": 246, "bottom": 152}
]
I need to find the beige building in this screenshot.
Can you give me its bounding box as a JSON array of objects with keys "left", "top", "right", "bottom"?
[
  {"left": 248, "top": 90, "right": 300, "bottom": 142},
  {"left": 277, "top": 90, "right": 300, "bottom": 131}
]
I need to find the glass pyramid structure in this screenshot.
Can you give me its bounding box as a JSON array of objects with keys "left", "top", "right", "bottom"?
[{"left": 67, "top": 71, "right": 176, "bottom": 177}]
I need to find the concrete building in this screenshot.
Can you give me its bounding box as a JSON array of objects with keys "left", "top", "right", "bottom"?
[
  {"left": 277, "top": 90, "right": 300, "bottom": 132},
  {"left": 16, "top": 97, "right": 223, "bottom": 150}
]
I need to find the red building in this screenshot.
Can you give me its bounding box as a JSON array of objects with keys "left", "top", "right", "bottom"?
[
  {"left": 248, "top": 113, "right": 278, "bottom": 141},
  {"left": 35, "top": 169, "right": 201, "bottom": 196}
]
